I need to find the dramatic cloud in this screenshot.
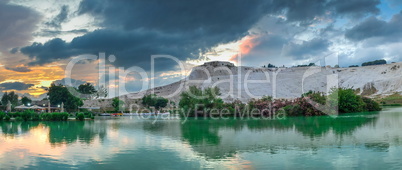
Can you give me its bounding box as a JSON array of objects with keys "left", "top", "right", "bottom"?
[
  {"left": 9, "top": 48, "right": 18, "bottom": 54},
  {"left": 18, "top": 0, "right": 384, "bottom": 71},
  {"left": 0, "top": 82, "right": 34, "bottom": 91},
  {"left": 45, "top": 5, "right": 69, "bottom": 29},
  {"left": 345, "top": 11, "right": 402, "bottom": 43},
  {"left": 5, "top": 66, "right": 32, "bottom": 72},
  {"left": 282, "top": 38, "right": 331, "bottom": 60},
  {"left": 35, "top": 29, "right": 88, "bottom": 37},
  {"left": 5, "top": 0, "right": 400, "bottom": 97},
  {"left": 264, "top": 0, "right": 380, "bottom": 24},
  {"left": 0, "top": 1, "right": 41, "bottom": 50},
  {"left": 52, "top": 78, "right": 87, "bottom": 87},
  {"left": 386, "top": 0, "right": 402, "bottom": 7},
  {"left": 329, "top": 0, "right": 380, "bottom": 18},
  {"left": 22, "top": 0, "right": 273, "bottom": 71}
]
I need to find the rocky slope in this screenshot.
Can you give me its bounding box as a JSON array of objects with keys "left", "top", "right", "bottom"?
[{"left": 84, "top": 61, "right": 402, "bottom": 108}]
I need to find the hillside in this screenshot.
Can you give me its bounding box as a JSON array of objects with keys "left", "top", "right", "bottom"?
[{"left": 83, "top": 61, "right": 402, "bottom": 109}]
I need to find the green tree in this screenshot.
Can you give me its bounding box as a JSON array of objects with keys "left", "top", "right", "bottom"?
[
  {"left": 112, "top": 97, "right": 125, "bottom": 112},
  {"left": 96, "top": 85, "right": 108, "bottom": 98},
  {"left": 328, "top": 88, "right": 366, "bottom": 113},
  {"left": 78, "top": 83, "right": 97, "bottom": 99},
  {"left": 362, "top": 59, "right": 386, "bottom": 66},
  {"left": 267, "top": 63, "right": 276, "bottom": 68},
  {"left": 142, "top": 94, "right": 168, "bottom": 111},
  {"left": 1, "top": 91, "right": 18, "bottom": 109},
  {"left": 21, "top": 96, "right": 32, "bottom": 106},
  {"left": 179, "top": 86, "right": 223, "bottom": 117},
  {"left": 48, "top": 83, "right": 83, "bottom": 112}
]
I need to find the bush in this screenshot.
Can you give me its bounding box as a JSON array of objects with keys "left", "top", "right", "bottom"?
[
  {"left": 362, "top": 59, "right": 386, "bottom": 66},
  {"left": 0, "top": 112, "right": 5, "bottom": 120},
  {"left": 15, "top": 117, "right": 23, "bottom": 121},
  {"left": 9, "top": 112, "right": 21, "bottom": 118},
  {"left": 82, "top": 111, "right": 93, "bottom": 118},
  {"left": 362, "top": 97, "right": 382, "bottom": 111},
  {"left": 20, "top": 110, "right": 39, "bottom": 121},
  {"left": 283, "top": 105, "right": 304, "bottom": 116},
  {"left": 329, "top": 88, "right": 366, "bottom": 113},
  {"left": 4, "top": 115, "right": 10, "bottom": 121},
  {"left": 40, "top": 112, "right": 69, "bottom": 121},
  {"left": 76, "top": 113, "right": 85, "bottom": 120}
]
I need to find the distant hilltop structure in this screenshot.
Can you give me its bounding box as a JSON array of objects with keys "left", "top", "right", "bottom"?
[{"left": 83, "top": 60, "right": 402, "bottom": 109}]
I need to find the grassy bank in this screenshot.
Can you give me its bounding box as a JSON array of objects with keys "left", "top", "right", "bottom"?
[
  {"left": 375, "top": 93, "right": 402, "bottom": 106},
  {"left": 0, "top": 110, "right": 95, "bottom": 121}
]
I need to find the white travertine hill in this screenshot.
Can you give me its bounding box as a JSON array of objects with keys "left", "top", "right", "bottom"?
[{"left": 83, "top": 61, "right": 402, "bottom": 108}]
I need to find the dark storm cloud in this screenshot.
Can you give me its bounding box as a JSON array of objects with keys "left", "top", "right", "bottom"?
[
  {"left": 22, "top": 0, "right": 272, "bottom": 71},
  {"left": 264, "top": 0, "right": 379, "bottom": 24},
  {"left": 0, "top": 1, "right": 41, "bottom": 50},
  {"left": 282, "top": 38, "right": 331, "bottom": 59},
  {"left": 345, "top": 11, "right": 402, "bottom": 42},
  {"left": 78, "top": 0, "right": 270, "bottom": 32},
  {"left": 0, "top": 82, "right": 34, "bottom": 91},
  {"left": 9, "top": 47, "right": 18, "bottom": 54},
  {"left": 386, "top": 0, "right": 402, "bottom": 7},
  {"left": 52, "top": 78, "right": 86, "bottom": 87},
  {"left": 45, "top": 5, "right": 69, "bottom": 29},
  {"left": 21, "top": 29, "right": 215, "bottom": 71},
  {"left": 5, "top": 66, "right": 32, "bottom": 72},
  {"left": 35, "top": 29, "right": 88, "bottom": 37},
  {"left": 329, "top": 0, "right": 380, "bottom": 18},
  {"left": 19, "top": 0, "right": 382, "bottom": 70},
  {"left": 266, "top": 0, "right": 327, "bottom": 24}
]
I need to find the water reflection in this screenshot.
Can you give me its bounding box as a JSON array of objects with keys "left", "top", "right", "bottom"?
[
  {"left": 0, "top": 108, "right": 401, "bottom": 169},
  {"left": 1, "top": 121, "right": 40, "bottom": 137},
  {"left": 43, "top": 121, "right": 107, "bottom": 145},
  {"left": 179, "top": 113, "right": 379, "bottom": 159}
]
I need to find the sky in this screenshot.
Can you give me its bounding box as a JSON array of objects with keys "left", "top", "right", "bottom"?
[{"left": 0, "top": 0, "right": 402, "bottom": 99}]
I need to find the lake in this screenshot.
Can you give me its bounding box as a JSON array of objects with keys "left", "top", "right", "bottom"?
[{"left": 1, "top": 107, "right": 402, "bottom": 169}]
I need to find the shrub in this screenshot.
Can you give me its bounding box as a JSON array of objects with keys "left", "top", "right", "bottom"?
[
  {"left": 0, "top": 112, "right": 5, "bottom": 120},
  {"left": 329, "top": 88, "right": 366, "bottom": 113},
  {"left": 40, "top": 112, "right": 69, "bottom": 121},
  {"left": 76, "top": 113, "right": 85, "bottom": 120},
  {"left": 10, "top": 112, "right": 21, "bottom": 118},
  {"left": 362, "top": 97, "right": 382, "bottom": 111},
  {"left": 362, "top": 59, "right": 386, "bottom": 66},
  {"left": 4, "top": 115, "right": 10, "bottom": 121},
  {"left": 40, "top": 113, "right": 51, "bottom": 121},
  {"left": 15, "top": 117, "right": 23, "bottom": 121},
  {"left": 283, "top": 105, "right": 303, "bottom": 116},
  {"left": 82, "top": 111, "right": 93, "bottom": 118},
  {"left": 20, "top": 110, "right": 39, "bottom": 121}
]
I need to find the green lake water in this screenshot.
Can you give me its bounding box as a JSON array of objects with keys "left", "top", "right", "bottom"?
[{"left": 1, "top": 107, "right": 402, "bottom": 169}]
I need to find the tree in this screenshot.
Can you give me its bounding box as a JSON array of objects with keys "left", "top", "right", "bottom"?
[
  {"left": 96, "top": 85, "right": 108, "bottom": 98},
  {"left": 112, "top": 97, "right": 125, "bottom": 112},
  {"left": 48, "top": 83, "right": 83, "bottom": 112},
  {"left": 362, "top": 59, "right": 386, "bottom": 66},
  {"left": 328, "top": 88, "right": 366, "bottom": 113},
  {"left": 142, "top": 94, "right": 168, "bottom": 111},
  {"left": 21, "top": 96, "right": 32, "bottom": 106},
  {"left": 179, "top": 86, "right": 223, "bottom": 117},
  {"left": 78, "top": 83, "right": 97, "bottom": 99},
  {"left": 1, "top": 91, "right": 18, "bottom": 108},
  {"left": 267, "top": 63, "right": 276, "bottom": 68}
]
